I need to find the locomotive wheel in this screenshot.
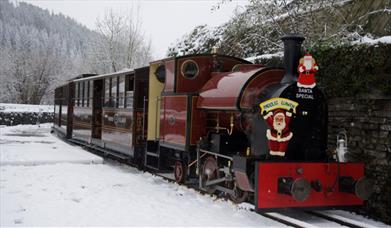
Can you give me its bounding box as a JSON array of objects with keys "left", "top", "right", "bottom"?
[
  {"left": 201, "top": 156, "right": 220, "bottom": 194},
  {"left": 174, "top": 161, "right": 187, "bottom": 184},
  {"left": 229, "top": 185, "right": 248, "bottom": 204}
]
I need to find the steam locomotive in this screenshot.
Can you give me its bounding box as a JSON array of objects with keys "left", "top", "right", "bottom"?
[{"left": 53, "top": 35, "right": 372, "bottom": 212}]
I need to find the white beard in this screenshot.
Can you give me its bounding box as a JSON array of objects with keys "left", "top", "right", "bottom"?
[
  {"left": 273, "top": 120, "right": 286, "bottom": 132},
  {"left": 304, "top": 58, "right": 312, "bottom": 70}
]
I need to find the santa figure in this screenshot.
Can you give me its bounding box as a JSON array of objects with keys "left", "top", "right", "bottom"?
[
  {"left": 297, "top": 53, "right": 318, "bottom": 88},
  {"left": 263, "top": 109, "right": 293, "bottom": 156}
]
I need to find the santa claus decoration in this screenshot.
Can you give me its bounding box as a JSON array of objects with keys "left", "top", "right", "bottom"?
[
  {"left": 297, "top": 53, "right": 318, "bottom": 88},
  {"left": 263, "top": 109, "right": 293, "bottom": 156},
  {"left": 259, "top": 98, "right": 298, "bottom": 157}
]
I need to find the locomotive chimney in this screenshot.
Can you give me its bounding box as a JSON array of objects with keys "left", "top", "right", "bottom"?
[{"left": 280, "top": 34, "right": 305, "bottom": 84}]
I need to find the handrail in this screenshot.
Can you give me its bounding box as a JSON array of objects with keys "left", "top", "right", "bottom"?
[{"left": 199, "top": 149, "right": 233, "bottom": 161}]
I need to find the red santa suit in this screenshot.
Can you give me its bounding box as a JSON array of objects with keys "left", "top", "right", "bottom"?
[
  {"left": 263, "top": 109, "right": 293, "bottom": 156},
  {"left": 297, "top": 54, "right": 318, "bottom": 88}
]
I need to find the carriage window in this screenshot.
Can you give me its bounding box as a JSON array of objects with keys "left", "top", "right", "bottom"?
[
  {"left": 118, "top": 76, "right": 125, "bottom": 108},
  {"left": 155, "top": 65, "right": 165, "bottom": 83},
  {"left": 86, "top": 81, "right": 90, "bottom": 107},
  {"left": 63, "top": 86, "right": 68, "bottom": 105},
  {"left": 84, "top": 81, "right": 89, "bottom": 107},
  {"left": 112, "top": 77, "right": 118, "bottom": 108},
  {"left": 181, "top": 60, "right": 199, "bottom": 79},
  {"left": 76, "top": 82, "right": 80, "bottom": 107},
  {"left": 89, "top": 81, "right": 94, "bottom": 108},
  {"left": 125, "top": 76, "right": 134, "bottom": 109},
  {"left": 104, "top": 78, "right": 111, "bottom": 107},
  {"left": 81, "top": 82, "right": 85, "bottom": 107}
]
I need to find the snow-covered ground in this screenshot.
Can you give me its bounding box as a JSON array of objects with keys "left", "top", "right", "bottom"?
[
  {"left": 1, "top": 124, "right": 388, "bottom": 227},
  {"left": 0, "top": 124, "right": 102, "bottom": 166},
  {"left": 0, "top": 124, "right": 281, "bottom": 226},
  {"left": 0, "top": 103, "right": 53, "bottom": 113}
]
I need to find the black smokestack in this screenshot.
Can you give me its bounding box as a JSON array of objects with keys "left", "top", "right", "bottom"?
[{"left": 281, "top": 34, "right": 305, "bottom": 84}]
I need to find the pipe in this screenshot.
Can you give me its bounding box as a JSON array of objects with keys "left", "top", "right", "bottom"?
[{"left": 280, "top": 34, "right": 305, "bottom": 84}]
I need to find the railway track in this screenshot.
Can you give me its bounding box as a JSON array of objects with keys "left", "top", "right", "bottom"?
[{"left": 261, "top": 210, "right": 381, "bottom": 228}]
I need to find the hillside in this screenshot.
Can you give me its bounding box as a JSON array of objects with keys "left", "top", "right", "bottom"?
[
  {"left": 0, "top": 1, "right": 100, "bottom": 104},
  {"left": 0, "top": 1, "right": 97, "bottom": 57}
]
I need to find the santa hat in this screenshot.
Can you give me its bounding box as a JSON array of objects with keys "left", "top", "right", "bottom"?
[
  {"left": 273, "top": 109, "right": 285, "bottom": 116},
  {"left": 275, "top": 109, "right": 293, "bottom": 117}
]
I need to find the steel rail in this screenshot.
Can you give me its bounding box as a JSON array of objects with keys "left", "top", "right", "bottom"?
[
  {"left": 259, "top": 212, "right": 308, "bottom": 228},
  {"left": 306, "top": 210, "right": 374, "bottom": 228}
]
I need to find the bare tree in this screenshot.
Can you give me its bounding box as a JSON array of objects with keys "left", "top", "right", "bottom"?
[
  {"left": 95, "top": 9, "right": 126, "bottom": 72},
  {"left": 89, "top": 8, "right": 152, "bottom": 73}
]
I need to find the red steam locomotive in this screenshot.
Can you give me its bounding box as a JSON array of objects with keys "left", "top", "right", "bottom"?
[{"left": 53, "top": 35, "right": 372, "bottom": 212}]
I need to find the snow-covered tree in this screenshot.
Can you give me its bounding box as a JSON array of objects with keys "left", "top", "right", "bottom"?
[
  {"left": 1, "top": 23, "right": 64, "bottom": 104},
  {"left": 167, "top": 25, "right": 223, "bottom": 56},
  {"left": 168, "top": 0, "right": 390, "bottom": 58}
]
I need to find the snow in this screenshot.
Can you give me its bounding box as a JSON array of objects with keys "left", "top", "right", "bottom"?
[
  {"left": 0, "top": 124, "right": 102, "bottom": 166},
  {"left": 0, "top": 103, "right": 53, "bottom": 113},
  {"left": 1, "top": 163, "right": 284, "bottom": 226},
  {"left": 245, "top": 35, "right": 391, "bottom": 64},
  {"left": 0, "top": 124, "right": 283, "bottom": 226},
  {"left": 116, "top": 67, "right": 133, "bottom": 73},
  {"left": 245, "top": 51, "right": 283, "bottom": 62},
  {"left": 366, "top": 8, "right": 391, "bottom": 16},
  {"left": 353, "top": 35, "right": 391, "bottom": 45},
  {"left": 1, "top": 124, "right": 388, "bottom": 227}
]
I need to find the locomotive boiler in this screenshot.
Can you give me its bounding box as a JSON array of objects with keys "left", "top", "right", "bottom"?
[{"left": 53, "top": 34, "right": 372, "bottom": 212}]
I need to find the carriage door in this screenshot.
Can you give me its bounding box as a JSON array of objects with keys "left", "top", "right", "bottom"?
[
  {"left": 133, "top": 67, "right": 149, "bottom": 149},
  {"left": 92, "top": 79, "right": 103, "bottom": 139}
]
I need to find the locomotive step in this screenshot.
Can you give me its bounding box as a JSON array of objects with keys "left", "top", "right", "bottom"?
[
  {"left": 144, "top": 164, "right": 160, "bottom": 171},
  {"left": 146, "top": 151, "right": 160, "bottom": 157},
  {"left": 68, "top": 138, "right": 130, "bottom": 160}
]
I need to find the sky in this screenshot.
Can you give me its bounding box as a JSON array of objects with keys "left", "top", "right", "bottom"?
[{"left": 21, "top": 0, "right": 248, "bottom": 59}]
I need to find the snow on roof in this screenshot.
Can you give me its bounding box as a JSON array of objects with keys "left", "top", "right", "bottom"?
[
  {"left": 0, "top": 103, "right": 53, "bottom": 113},
  {"left": 72, "top": 68, "right": 135, "bottom": 82},
  {"left": 245, "top": 51, "right": 283, "bottom": 62},
  {"left": 116, "top": 68, "right": 133, "bottom": 73}
]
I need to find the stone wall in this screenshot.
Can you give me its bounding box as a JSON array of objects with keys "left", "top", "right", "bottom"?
[
  {"left": 0, "top": 112, "right": 53, "bottom": 126},
  {"left": 328, "top": 97, "right": 391, "bottom": 224}
]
